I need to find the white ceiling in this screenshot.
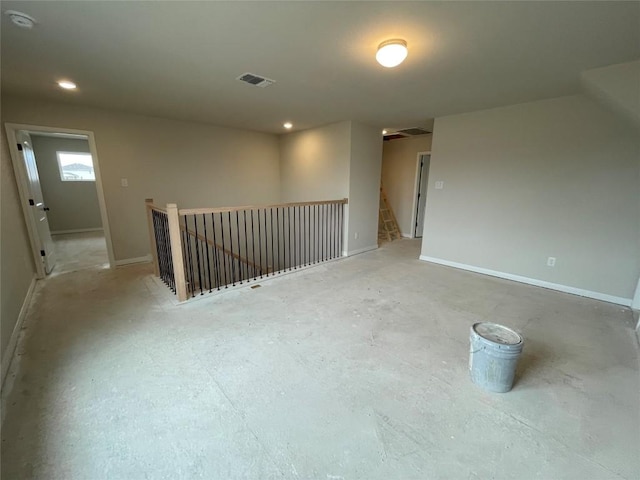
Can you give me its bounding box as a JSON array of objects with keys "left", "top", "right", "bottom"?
[{"left": 2, "top": 1, "right": 638, "bottom": 134}]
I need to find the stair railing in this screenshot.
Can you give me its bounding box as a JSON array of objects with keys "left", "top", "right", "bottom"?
[{"left": 146, "top": 198, "right": 348, "bottom": 301}]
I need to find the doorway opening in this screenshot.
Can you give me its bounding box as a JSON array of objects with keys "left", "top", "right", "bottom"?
[
  {"left": 412, "top": 152, "right": 431, "bottom": 238},
  {"left": 5, "top": 123, "right": 114, "bottom": 278}
]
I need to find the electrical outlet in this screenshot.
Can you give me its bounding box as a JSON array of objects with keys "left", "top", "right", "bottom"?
[
  {"left": 121, "top": 178, "right": 128, "bottom": 187},
  {"left": 435, "top": 181, "right": 444, "bottom": 189},
  {"left": 547, "top": 257, "right": 556, "bottom": 267}
]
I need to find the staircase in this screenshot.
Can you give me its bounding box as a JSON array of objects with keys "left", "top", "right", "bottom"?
[{"left": 379, "top": 185, "right": 401, "bottom": 242}]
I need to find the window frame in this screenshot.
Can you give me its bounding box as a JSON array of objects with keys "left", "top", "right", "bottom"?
[{"left": 56, "top": 151, "right": 96, "bottom": 182}]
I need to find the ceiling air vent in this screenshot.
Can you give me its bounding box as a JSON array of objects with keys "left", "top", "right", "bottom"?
[
  {"left": 397, "top": 127, "right": 431, "bottom": 136},
  {"left": 236, "top": 73, "right": 275, "bottom": 88}
]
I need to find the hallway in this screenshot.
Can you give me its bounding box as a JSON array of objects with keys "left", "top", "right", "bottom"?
[
  {"left": 2, "top": 240, "right": 638, "bottom": 479},
  {"left": 51, "top": 231, "right": 109, "bottom": 275}
]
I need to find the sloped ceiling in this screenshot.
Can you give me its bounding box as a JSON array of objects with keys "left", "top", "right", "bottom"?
[{"left": 1, "top": 1, "right": 638, "bottom": 133}]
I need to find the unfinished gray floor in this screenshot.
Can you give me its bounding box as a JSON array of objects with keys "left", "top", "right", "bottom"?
[
  {"left": 2, "top": 239, "right": 638, "bottom": 479},
  {"left": 51, "top": 231, "right": 109, "bottom": 275}
]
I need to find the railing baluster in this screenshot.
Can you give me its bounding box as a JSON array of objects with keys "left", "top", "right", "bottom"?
[
  {"left": 304, "top": 205, "right": 308, "bottom": 266},
  {"left": 185, "top": 216, "right": 195, "bottom": 296},
  {"left": 249, "top": 210, "right": 256, "bottom": 280},
  {"left": 294, "top": 206, "right": 299, "bottom": 269},
  {"left": 312, "top": 205, "right": 316, "bottom": 264},
  {"left": 221, "top": 212, "right": 229, "bottom": 288},
  {"left": 288, "top": 206, "right": 291, "bottom": 270},
  {"left": 321, "top": 204, "right": 324, "bottom": 262},
  {"left": 211, "top": 213, "right": 220, "bottom": 290},
  {"left": 276, "top": 207, "right": 280, "bottom": 273},
  {"left": 164, "top": 213, "right": 175, "bottom": 292},
  {"left": 203, "top": 214, "right": 212, "bottom": 293},
  {"left": 181, "top": 221, "right": 189, "bottom": 294},
  {"left": 193, "top": 215, "right": 204, "bottom": 295},
  {"left": 328, "top": 203, "right": 332, "bottom": 259},
  {"left": 338, "top": 204, "right": 344, "bottom": 255},
  {"left": 236, "top": 211, "right": 242, "bottom": 284},
  {"left": 264, "top": 208, "right": 269, "bottom": 277},
  {"left": 333, "top": 203, "right": 337, "bottom": 259},
  {"left": 270, "top": 208, "right": 275, "bottom": 276},
  {"left": 228, "top": 212, "right": 236, "bottom": 286},
  {"left": 258, "top": 209, "right": 263, "bottom": 278}
]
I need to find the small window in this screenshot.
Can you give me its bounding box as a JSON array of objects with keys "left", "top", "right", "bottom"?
[{"left": 56, "top": 152, "right": 95, "bottom": 181}]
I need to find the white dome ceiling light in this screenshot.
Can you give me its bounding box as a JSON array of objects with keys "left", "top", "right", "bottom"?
[
  {"left": 376, "top": 39, "right": 408, "bottom": 68},
  {"left": 57, "top": 80, "right": 77, "bottom": 90},
  {"left": 5, "top": 10, "right": 37, "bottom": 29}
]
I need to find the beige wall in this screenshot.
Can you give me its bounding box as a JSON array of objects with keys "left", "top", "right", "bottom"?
[
  {"left": 279, "top": 121, "right": 382, "bottom": 255},
  {"left": 279, "top": 121, "right": 351, "bottom": 203},
  {"left": 381, "top": 135, "right": 432, "bottom": 236},
  {"left": 421, "top": 94, "right": 640, "bottom": 301},
  {"left": 346, "top": 122, "right": 383, "bottom": 253},
  {"left": 2, "top": 95, "right": 281, "bottom": 261},
  {"left": 1, "top": 123, "right": 36, "bottom": 368},
  {"left": 31, "top": 135, "right": 102, "bottom": 232}
]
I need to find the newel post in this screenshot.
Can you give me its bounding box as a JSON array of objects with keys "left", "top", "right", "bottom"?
[
  {"left": 145, "top": 198, "right": 160, "bottom": 277},
  {"left": 166, "top": 203, "right": 188, "bottom": 302}
]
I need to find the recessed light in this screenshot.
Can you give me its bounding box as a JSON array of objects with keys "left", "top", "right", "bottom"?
[
  {"left": 58, "top": 80, "right": 77, "bottom": 90},
  {"left": 376, "top": 39, "right": 408, "bottom": 68},
  {"left": 283, "top": 122, "right": 293, "bottom": 129}
]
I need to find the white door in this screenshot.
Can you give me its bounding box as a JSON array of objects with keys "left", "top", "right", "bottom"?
[
  {"left": 414, "top": 154, "right": 430, "bottom": 238},
  {"left": 16, "top": 131, "right": 57, "bottom": 274}
]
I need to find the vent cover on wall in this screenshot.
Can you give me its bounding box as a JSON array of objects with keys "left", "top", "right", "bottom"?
[
  {"left": 397, "top": 127, "right": 430, "bottom": 136},
  {"left": 383, "top": 127, "right": 432, "bottom": 141},
  {"left": 236, "top": 73, "right": 276, "bottom": 88}
]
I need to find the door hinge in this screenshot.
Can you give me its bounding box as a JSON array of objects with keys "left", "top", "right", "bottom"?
[
  {"left": 40, "top": 250, "right": 46, "bottom": 257},
  {"left": 17, "top": 144, "right": 23, "bottom": 151},
  {"left": 29, "top": 199, "right": 35, "bottom": 206}
]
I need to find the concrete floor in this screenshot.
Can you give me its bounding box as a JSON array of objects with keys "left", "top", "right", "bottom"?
[
  {"left": 51, "top": 231, "right": 109, "bottom": 275},
  {"left": 2, "top": 239, "right": 638, "bottom": 479}
]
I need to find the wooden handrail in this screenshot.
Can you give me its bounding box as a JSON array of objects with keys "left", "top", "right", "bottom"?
[
  {"left": 146, "top": 203, "right": 167, "bottom": 213},
  {"left": 178, "top": 198, "right": 348, "bottom": 216},
  {"left": 180, "top": 224, "right": 267, "bottom": 274}
]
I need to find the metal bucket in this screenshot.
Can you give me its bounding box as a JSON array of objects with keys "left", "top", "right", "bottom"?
[{"left": 469, "top": 322, "right": 523, "bottom": 393}]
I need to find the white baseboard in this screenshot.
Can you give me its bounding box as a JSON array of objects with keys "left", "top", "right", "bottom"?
[
  {"left": 2, "top": 275, "right": 37, "bottom": 387},
  {"left": 115, "top": 255, "right": 152, "bottom": 266},
  {"left": 346, "top": 245, "right": 378, "bottom": 257},
  {"left": 419, "top": 255, "right": 632, "bottom": 307},
  {"left": 51, "top": 228, "right": 103, "bottom": 235},
  {"left": 401, "top": 233, "right": 413, "bottom": 239}
]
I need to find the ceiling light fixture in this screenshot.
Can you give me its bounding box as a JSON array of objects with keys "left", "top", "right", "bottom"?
[
  {"left": 382, "top": 130, "right": 388, "bottom": 135},
  {"left": 283, "top": 122, "right": 293, "bottom": 129},
  {"left": 376, "top": 39, "right": 408, "bottom": 68},
  {"left": 5, "top": 10, "right": 36, "bottom": 29},
  {"left": 57, "top": 80, "right": 77, "bottom": 90}
]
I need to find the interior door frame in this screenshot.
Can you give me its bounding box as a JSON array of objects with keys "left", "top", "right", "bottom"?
[
  {"left": 410, "top": 151, "right": 431, "bottom": 239},
  {"left": 5, "top": 123, "right": 115, "bottom": 277}
]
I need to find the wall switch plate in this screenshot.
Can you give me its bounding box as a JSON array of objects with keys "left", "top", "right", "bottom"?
[
  {"left": 435, "top": 181, "right": 444, "bottom": 189},
  {"left": 354, "top": 232, "right": 359, "bottom": 239},
  {"left": 121, "top": 178, "right": 128, "bottom": 187},
  {"left": 547, "top": 257, "right": 556, "bottom": 267}
]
